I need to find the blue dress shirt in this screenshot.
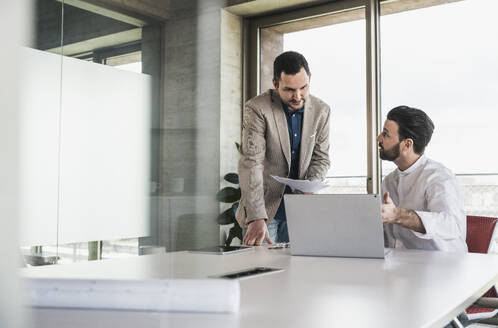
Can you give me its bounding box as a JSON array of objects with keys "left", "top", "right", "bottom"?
[{"left": 273, "top": 103, "right": 304, "bottom": 222}]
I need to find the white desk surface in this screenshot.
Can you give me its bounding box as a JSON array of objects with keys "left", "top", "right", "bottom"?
[{"left": 23, "top": 248, "right": 498, "bottom": 328}]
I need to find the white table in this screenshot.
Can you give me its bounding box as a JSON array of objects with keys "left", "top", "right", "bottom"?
[{"left": 23, "top": 248, "right": 498, "bottom": 328}]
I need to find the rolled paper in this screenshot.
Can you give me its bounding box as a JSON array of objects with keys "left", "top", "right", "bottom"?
[{"left": 24, "top": 278, "right": 240, "bottom": 313}]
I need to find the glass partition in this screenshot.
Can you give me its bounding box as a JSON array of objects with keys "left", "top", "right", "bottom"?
[
  {"left": 22, "top": 0, "right": 225, "bottom": 261},
  {"left": 21, "top": 0, "right": 160, "bottom": 264},
  {"left": 19, "top": 0, "right": 63, "bottom": 264}
]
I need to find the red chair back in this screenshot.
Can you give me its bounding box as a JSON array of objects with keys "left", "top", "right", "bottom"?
[
  {"left": 466, "top": 215, "right": 498, "bottom": 303},
  {"left": 466, "top": 215, "right": 498, "bottom": 253}
]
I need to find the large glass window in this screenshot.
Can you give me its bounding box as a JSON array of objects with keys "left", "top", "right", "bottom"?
[
  {"left": 381, "top": 0, "right": 498, "bottom": 251},
  {"left": 259, "top": 7, "right": 367, "bottom": 194},
  {"left": 256, "top": 0, "right": 498, "bottom": 253}
]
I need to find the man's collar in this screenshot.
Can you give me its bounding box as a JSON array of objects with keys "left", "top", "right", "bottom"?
[{"left": 397, "top": 154, "right": 427, "bottom": 175}]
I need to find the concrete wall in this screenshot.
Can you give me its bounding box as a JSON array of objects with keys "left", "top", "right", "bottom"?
[
  {"left": 158, "top": 0, "right": 244, "bottom": 251},
  {"left": 79, "top": 0, "right": 170, "bottom": 22},
  {"left": 219, "top": 9, "right": 243, "bottom": 243},
  {"left": 220, "top": 10, "right": 242, "bottom": 177},
  {"left": 36, "top": 0, "right": 136, "bottom": 51},
  {"left": 260, "top": 27, "right": 283, "bottom": 92},
  {"left": 226, "top": 0, "right": 335, "bottom": 17}
]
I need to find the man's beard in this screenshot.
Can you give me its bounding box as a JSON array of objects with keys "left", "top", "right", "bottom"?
[
  {"left": 285, "top": 98, "right": 305, "bottom": 110},
  {"left": 379, "top": 142, "right": 400, "bottom": 161}
]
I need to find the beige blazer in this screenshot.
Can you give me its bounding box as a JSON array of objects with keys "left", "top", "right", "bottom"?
[{"left": 236, "top": 89, "right": 331, "bottom": 229}]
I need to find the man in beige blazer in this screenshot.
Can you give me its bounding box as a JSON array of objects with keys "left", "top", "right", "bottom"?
[{"left": 236, "top": 51, "right": 331, "bottom": 246}]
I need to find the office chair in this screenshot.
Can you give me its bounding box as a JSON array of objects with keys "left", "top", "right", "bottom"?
[{"left": 453, "top": 215, "right": 498, "bottom": 327}]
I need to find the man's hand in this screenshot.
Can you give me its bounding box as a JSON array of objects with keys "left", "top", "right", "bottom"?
[
  {"left": 381, "top": 192, "right": 426, "bottom": 233},
  {"left": 243, "top": 219, "right": 274, "bottom": 246},
  {"left": 381, "top": 192, "right": 399, "bottom": 223}
]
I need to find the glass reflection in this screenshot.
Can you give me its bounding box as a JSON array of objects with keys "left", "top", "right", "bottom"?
[{"left": 21, "top": 0, "right": 160, "bottom": 265}]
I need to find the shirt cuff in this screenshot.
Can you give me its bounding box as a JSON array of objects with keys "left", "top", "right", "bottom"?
[{"left": 412, "top": 211, "right": 434, "bottom": 239}]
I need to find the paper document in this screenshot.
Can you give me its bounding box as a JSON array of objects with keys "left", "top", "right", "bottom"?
[
  {"left": 271, "top": 175, "right": 329, "bottom": 193},
  {"left": 25, "top": 278, "right": 240, "bottom": 313}
]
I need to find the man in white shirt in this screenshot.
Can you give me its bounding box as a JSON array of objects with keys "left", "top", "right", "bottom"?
[{"left": 377, "top": 106, "right": 467, "bottom": 252}]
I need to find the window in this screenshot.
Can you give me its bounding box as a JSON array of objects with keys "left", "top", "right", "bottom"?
[
  {"left": 253, "top": 0, "right": 498, "bottom": 253},
  {"left": 258, "top": 4, "right": 367, "bottom": 194},
  {"left": 283, "top": 19, "right": 366, "bottom": 193},
  {"left": 381, "top": 0, "right": 498, "bottom": 236}
]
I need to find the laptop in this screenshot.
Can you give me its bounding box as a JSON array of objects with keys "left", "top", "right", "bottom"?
[{"left": 284, "top": 194, "right": 385, "bottom": 259}]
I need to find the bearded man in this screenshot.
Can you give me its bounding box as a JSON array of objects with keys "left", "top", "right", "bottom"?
[
  {"left": 236, "top": 51, "right": 331, "bottom": 246},
  {"left": 377, "top": 106, "right": 467, "bottom": 252}
]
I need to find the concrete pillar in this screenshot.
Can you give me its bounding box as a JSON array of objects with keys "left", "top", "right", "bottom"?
[
  {"left": 219, "top": 9, "right": 243, "bottom": 244},
  {"left": 158, "top": 0, "right": 243, "bottom": 251},
  {"left": 260, "top": 27, "right": 283, "bottom": 92}
]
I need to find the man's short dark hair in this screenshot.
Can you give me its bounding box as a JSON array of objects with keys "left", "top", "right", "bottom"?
[
  {"left": 387, "top": 106, "right": 435, "bottom": 155},
  {"left": 273, "top": 51, "right": 310, "bottom": 83}
]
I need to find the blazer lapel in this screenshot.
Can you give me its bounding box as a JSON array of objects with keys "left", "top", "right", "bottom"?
[
  {"left": 299, "top": 98, "right": 315, "bottom": 179},
  {"left": 271, "top": 90, "right": 291, "bottom": 170}
]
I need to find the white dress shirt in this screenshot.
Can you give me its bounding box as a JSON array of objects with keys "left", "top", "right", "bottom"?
[{"left": 382, "top": 154, "right": 468, "bottom": 252}]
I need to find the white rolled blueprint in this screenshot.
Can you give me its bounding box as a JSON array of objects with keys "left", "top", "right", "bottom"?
[{"left": 24, "top": 278, "right": 240, "bottom": 313}]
